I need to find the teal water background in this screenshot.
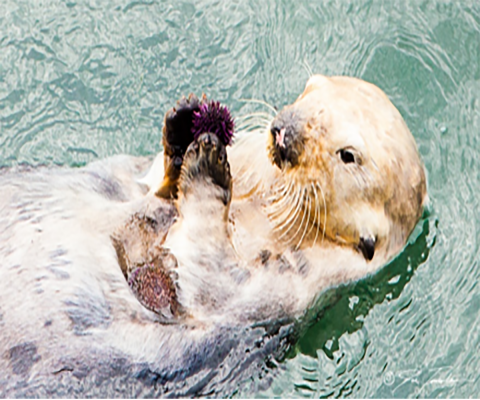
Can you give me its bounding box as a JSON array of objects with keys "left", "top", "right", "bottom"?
[{"left": 1, "top": 0, "right": 479, "bottom": 397}]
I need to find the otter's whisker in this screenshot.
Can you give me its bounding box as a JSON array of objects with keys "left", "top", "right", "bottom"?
[
  {"left": 236, "top": 119, "right": 272, "bottom": 133},
  {"left": 267, "top": 181, "right": 293, "bottom": 212},
  {"left": 311, "top": 183, "right": 321, "bottom": 247},
  {"left": 236, "top": 112, "right": 276, "bottom": 121},
  {"left": 268, "top": 184, "right": 297, "bottom": 223},
  {"left": 292, "top": 188, "right": 308, "bottom": 245},
  {"left": 272, "top": 183, "right": 301, "bottom": 235},
  {"left": 239, "top": 98, "right": 278, "bottom": 115},
  {"left": 276, "top": 205, "right": 301, "bottom": 241},
  {"left": 302, "top": 59, "right": 314, "bottom": 78},
  {"left": 237, "top": 125, "right": 271, "bottom": 135},
  {"left": 288, "top": 187, "right": 309, "bottom": 245},
  {"left": 236, "top": 117, "right": 272, "bottom": 128},
  {"left": 272, "top": 178, "right": 292, "bottom": 196},
  {"left": 296, "top": 189, "right": 312, "bottom": 249},
  {"left": 304, "top": 189, "right": 318, "bottom": 243},
  {"left": 267, "top": 200, "right": 291, "bottom": 219},
  {"left": 267, "top": 178, "right": 293, "bottom": 204},
  {"left": 316, "top": 182, "right": 327, "bottom": 241},
  {"left": 278, "top": 185, "right": 305, "bottom": 241}
]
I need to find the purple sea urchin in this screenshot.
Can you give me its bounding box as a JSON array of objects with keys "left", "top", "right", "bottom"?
[{"left": 191, "top": 100, "right": 235, "bottom": 146}]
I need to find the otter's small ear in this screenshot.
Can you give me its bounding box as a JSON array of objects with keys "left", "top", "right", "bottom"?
[{"left": 358, "top": 236, "right": 376, "bottom": 261}]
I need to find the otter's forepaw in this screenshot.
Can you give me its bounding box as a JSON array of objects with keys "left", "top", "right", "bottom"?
[
  {"left": 180, "top": 132, "right": 232, "bottom": 205},
  {"left": 164, "top": 94, "right": 205, "bottom": 149},
  {"left": 156, "top": 93, "right": 207, "bottom": 199}
]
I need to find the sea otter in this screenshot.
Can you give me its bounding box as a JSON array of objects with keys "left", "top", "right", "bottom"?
[
  {"left": 0, "top": 75, "right": 426, "bottom": 397},
  {"left": 118, "top": 74, "right": 426, "bottom": 323}
]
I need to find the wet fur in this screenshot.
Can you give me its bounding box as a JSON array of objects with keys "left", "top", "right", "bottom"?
[{"left": 0, "top": 75, "right": 427, "bottom": 396}]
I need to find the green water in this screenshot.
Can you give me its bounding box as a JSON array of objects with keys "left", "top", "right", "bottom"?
[{"left": 1, "top": 0, "right": 479, "bottom": 397}]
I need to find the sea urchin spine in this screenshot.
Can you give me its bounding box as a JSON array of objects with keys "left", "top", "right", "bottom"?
[{"left": 191, "top": 100, "right": 235, "bottom": 146}]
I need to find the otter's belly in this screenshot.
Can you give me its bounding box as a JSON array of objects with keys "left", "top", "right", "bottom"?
[{"left": 0, "top": 155, "right": 288, "bottom": 397}]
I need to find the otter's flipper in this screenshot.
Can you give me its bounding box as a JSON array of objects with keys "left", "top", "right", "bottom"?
[
  {"left": 111, "top": 202, "right": 181, "bottom": 320},
  {"left": 128, "top": 257, "right": 180, "bottom": 318},
  {"left": 156, "top": 94, "right": 206, "bottom": 199},
  {"left": 112, "top": 204, "right": 178, "bottom": 278}
]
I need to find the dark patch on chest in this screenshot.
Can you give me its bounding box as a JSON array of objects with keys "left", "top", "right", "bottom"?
[
  {"left": 292, "top": 250, "right": 310, "bottom": 276},
  {"left": 8, "top": 342, "right": 41, "bottom": 376},
  {"left": 257, "top": 248, "right": 310, "bottom": 276},
  {"left": 258, "top": 249, "right": 272, "bottom": 265},
  {"left": 275, "top": 254, "right": 292, "bottom": 274}
]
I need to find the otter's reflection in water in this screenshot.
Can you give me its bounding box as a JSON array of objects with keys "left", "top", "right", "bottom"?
[
  {"left": 296, "top": 210, "right": 437, "bottom": 359},
  {"left": 243, "top": 210, "right": 437, "bottom": 398}
]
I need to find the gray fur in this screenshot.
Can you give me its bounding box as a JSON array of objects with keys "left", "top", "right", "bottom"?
[
  {"left": 8, "top": 342, "right": 41, "bottom": 376},
  {"left": 64, "top": 290, "right": 112, "bottom": 335}
]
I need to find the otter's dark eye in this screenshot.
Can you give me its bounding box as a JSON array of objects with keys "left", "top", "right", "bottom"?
[{"left": 339, "top": 149, "right": 355, "bottom": 164}]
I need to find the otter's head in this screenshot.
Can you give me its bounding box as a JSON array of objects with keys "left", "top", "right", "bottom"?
[{"left": 267, "top": 75, "right": 426, "bottom": 261}]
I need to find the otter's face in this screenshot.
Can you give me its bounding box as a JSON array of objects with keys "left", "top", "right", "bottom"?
[{"left": 267, "top": 75, "right": 426, "bottom": 260}]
